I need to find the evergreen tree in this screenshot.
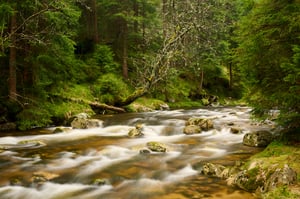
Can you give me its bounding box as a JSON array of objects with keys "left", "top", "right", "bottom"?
[{"left": 235, "top": 0, "right": 300, "bottom": 132}]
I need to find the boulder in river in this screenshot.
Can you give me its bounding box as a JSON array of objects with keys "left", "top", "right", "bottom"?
[
  {"left": 185, "top": 118, "right": 214, "bottom": 131},
  {"left": 243, "top": 130, "right": 273, "bottom": 147},
  {"left": 71, "top": 118, "right": 103, "bottom": 129},
  {"left": 128, "top": 124, "right": 144, "bottom": 138},
  {"left": 146, "top": 141, "right": 167, "bottom": 152},
  {"left": 201, "top": 162, "right": 226, "bottom": 178},
  {"left": 92, "top": 178, "right": 107, "bottom": 186},
  {"left": 230, "top": 127, "right": 243, "bottom": 134},
  {"left": 52, "top": 127, "right": 71, "bottom": 133},
  {"left": 183, "top": 125, "right": 202, "bottom": 135}
]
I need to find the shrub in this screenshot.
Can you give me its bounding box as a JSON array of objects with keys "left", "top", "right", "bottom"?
[{"left": 93, "top": 73, "right": 131, "bottom": 105}]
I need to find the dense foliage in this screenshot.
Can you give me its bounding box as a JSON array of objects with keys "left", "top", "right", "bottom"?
[
  {"left": 235, "top": 0, "right": 300, "bottom": 133},
  {"left": 0, "top": 0, "right": 299, "bottom": 134}
]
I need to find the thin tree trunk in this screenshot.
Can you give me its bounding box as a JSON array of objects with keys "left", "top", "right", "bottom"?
[
  {"left": 162, "top": 0, "right": 167, "bottom": 37},
  {"left": 229, "top": 62, "right": 233, "bottom": 90},
  {"left": 9, "top": 12, "right": 17, "bottom": 101},
  {"left": 199, "top": 69, "right": 204, "bottom": 93},
  {"left": 91, "top": 0, "right": 99, "bottom": 44},
  {"left": 122, "top": 22, "right": 128, "bottom": 79}
]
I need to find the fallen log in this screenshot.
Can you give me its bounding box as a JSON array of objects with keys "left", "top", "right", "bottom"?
[
  {"left": 50, "top": 94, "right": 126, "bottom": 113},
  {"left": 88, "top": 101, "right": 126, "bottom": 113}
]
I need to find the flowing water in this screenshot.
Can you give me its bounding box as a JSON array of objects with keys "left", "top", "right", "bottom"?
[{"left": 0, "top": 106, "right": 273, "bottom": 199}]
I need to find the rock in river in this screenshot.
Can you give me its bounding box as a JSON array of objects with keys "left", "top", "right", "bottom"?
[
  {"left": 185, "top": 118, "right": 214, "bottom": 131},
  {"left": 146, "top": 141, "right": 167, "bottom": 152},
  {"left": 183, "top": 125, "right": 202, "bottom": 135},
  {"left": 243, "top": 130, "right": 273, "bottom": 147}
]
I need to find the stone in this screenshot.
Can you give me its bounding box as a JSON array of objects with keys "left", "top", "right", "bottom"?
[
  {"left": 146, "top": 141, "right": 167, "bottom": 152},
  {"left": 264, "top": 164, "right": 297, "bottom": 192},
  {"left": 201, "top": 163, "right": 226, "bottom": 178},
  {"left": 128, "top": 128, "right": 144, "bottom": 138},
  {"left": 243, "top": 130, "right": 273, "bottom": 147},
  {"left": 183, "top": 125, "right": 202, "bottom": 135},
  {"left": 128, "top": 124, "right": 144, "bottom": 138},
  {"left": 230, "top": 127, "right": 242, "bottom": 134},
  {"left": 160, "top": 103, "right": 170, "bottom": 110},
  {"left": 139, "top": 148, "right": 151, "bottom": 154},
  {"left": 92, "top": 178, "right": 106, "bottom": 186},
  {"left": 53, "top": 127, "right": 65, "bottom": 133},
  {"left": 186, "top": 118, "right": 214, "bottom": 131},
  {"left": 71, "top": 118, "right": 103, "bottom": 129}
]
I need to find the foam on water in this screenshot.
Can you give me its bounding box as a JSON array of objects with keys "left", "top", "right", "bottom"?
[
  {"left": 0, "top": 183, "right": 113, "bottom": 199},
  {"left": 163, "top": 164, "right": 198, "bottom": 182}
]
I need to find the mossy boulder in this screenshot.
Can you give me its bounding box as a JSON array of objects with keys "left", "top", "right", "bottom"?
[
  {"left": 185, "top": 118, "right": 214, "bottom": 131},
  {"left": 71, "top": 118, "right": 103, "bottom": 129},
  {"left": 226, "top": 161, "right": 297, "bottom": 195},
  {"left": 183, "top": 125, "right": 202, "bottom": 135},
  {"left": 146, "top": 142, "right": 167, "bottom": 152},
  {"left": 264, "top": 164, "right": 297, "bottom": 192},
  {"left": 128, "top": 124, "right": 144, "bottom": 138},
  {"left": 230, "top": 127, "right": 243, "bottom": 134},
  {"left": 92, "top": 178, "right": 107, "bottom": 186},
  {"left": 201, "top": 163, "right": 226, "bottom": 178},
  {"left": 52, "top": 127, "right": 71, "bottom": 133},
  {"left": 243, "top": 130, "right": 273, "bottom": 147}
]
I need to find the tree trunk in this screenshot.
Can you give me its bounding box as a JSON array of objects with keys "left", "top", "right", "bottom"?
[
  {"left": 199, "top": 69, "right": 204, "bottom": 93},
  {"left": 122, "top": 21, "right": 128, "bottom": 79},
  {"left": 9, "top": 12, "right": 17, "bottom": 101},
  {"left": 91, "top": 0, "right": 99, "bottom": 44},
  {"left": 162, "top": 0, "right": 167, "bottom": 37},
  {"left": 229, "top": 62, "right": 233, "bottom": 90}
]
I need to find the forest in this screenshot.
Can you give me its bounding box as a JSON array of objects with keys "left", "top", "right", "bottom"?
[{"left": 0, "top": 0, "right": 299, "bottom": 135}]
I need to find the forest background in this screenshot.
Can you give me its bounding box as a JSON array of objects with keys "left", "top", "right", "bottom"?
[{"left": 0, "top": 0, "right": 299, "bottom": 136}]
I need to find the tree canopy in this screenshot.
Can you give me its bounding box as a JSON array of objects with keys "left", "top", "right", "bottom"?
[{"left": 0, "top": 0, "right": 299, "bottom": 135}]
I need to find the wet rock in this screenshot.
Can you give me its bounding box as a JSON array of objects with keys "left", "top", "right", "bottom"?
[
  {"left": 186, "top": 118, "right": 214, "bottom": 131},
  {"left": 227, "top": 122, "right": 235, "bottom": 126},
  {"left": 10, "top": 178, "right": 24, "bottom": 186},
  {"left": 243, "top": 130, "right": 273, "bottom": 147},
  {"left": 160, "top": 103, "right": 170, "bottom": 110},
  {"left": 233, "top": 169, "right": 263, "bottom": 192},
  {"left": 128, "top": 124, "right": 144, "bottom": 138},
  {"left": 92, "top": 178, "right": 107, "bottom": 186},
  {"left": 201, "top": 163, "right": 226, "bottom": 178},
  {"left": 33, "top": 171, "right": 59, "bottom": 180},
  {"left": 71, "top": 118, "right": 103, "bottom": 129},
  {"left": 31, "top": 175, "right": 48, "bottom": 186},
  {"left": 18, "top": 140, "right": 46, "bottom": 147},
  {"left": 52, "top": 127, "right": 71, "bottom": 133},
  {"left": 146, "top": 141, "right": 167, "bottom": 152},
  {"left": 183, "top": 125, "right": 202, "bottom": 135},
  {"left": 230, "top": 127, "right": 243, "bottom": 134},
  {"left": 139, "top": 148, "right": 151, "bottom": 154}
]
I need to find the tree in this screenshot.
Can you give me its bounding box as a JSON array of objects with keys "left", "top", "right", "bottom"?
[{"left": 235, "top": 0, "right": 300, "bottom": 131}]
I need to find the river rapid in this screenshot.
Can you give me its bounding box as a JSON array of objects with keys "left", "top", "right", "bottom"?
[{"left": 0, "top": 106, "right": 272, "bottom": 199}]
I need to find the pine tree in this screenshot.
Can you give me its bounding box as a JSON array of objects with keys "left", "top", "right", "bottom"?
[{"left": 235, "top": 0, "right": 300, "bottom": 132}]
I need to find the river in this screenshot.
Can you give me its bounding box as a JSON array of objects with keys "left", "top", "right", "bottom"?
[{"left": 0, "top": 106, "right": 271, "bottom": 199}]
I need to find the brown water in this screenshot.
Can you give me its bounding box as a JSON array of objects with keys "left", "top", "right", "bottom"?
[{"left": 0, "top": 106, "right": 270, "bottom": 199}]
